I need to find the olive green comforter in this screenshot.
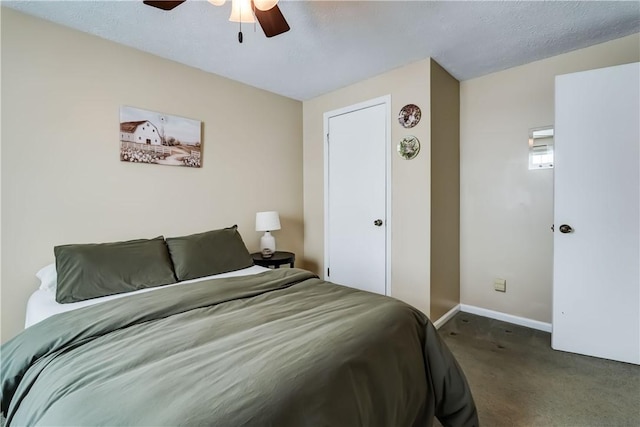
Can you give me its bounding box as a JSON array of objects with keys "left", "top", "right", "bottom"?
[{"left": 1, "top": 269, "right": 477, "bottom": 426}]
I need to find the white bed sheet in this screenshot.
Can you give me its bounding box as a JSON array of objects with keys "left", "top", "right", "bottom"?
[{"left": 25, "top": 265, "right": 270, "bottom": 329}]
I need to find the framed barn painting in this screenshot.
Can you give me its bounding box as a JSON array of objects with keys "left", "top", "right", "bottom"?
[{"left": 120, "top": 106, "right": 202, "bottom": 168}]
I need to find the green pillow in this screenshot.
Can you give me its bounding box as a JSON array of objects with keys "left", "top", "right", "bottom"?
[
  {"left": 166, "top": 226, "right": 254, "bottom": 281},
  {"left": 55, "top": 236, "right": 177, "bottom": 303}
]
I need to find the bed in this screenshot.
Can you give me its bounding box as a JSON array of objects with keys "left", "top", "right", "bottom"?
[{"left": 1, "top": 228, "right": 478, "bottom": 427}]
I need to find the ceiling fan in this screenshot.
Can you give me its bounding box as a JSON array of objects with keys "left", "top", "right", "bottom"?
[{"left": 143, "top": 0, "right": 290, "bottom": 43}]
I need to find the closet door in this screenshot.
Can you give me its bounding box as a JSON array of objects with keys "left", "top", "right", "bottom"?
[
  {"left": 552, "top": 63, "right": 639, "bottom": 364},
  {"left": 324, "top": 97, "right": 390, "bottom": 295}
]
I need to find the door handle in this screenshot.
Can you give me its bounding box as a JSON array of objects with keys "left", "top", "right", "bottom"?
[
  {"left": 559, "top": 224, "right": 574, "bottom": 234},
  {"left": 374, "top": 219, "right": 383, "bottom": 226}
]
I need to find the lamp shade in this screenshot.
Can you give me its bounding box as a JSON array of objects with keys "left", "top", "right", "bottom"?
[
  {"left": 229, "top": 0, "right": 255, "bottom": 23},
  {"left": 254, "top": 0, "right": 278, "bottom": 11},
  {"left": 256, "top": 211, "right": 281, "bottom": 231}
]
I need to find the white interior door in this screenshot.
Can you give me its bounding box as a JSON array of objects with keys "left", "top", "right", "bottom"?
[
  {"left": 325, "top": 98, "right": 389, "bottom": 295},
  {"left": 552, "top": 63, "right": 640, "bottom": 364}
]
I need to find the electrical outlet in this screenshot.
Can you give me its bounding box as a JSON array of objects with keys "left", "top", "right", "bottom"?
[{"left": 494, "top": 278, "right": 506, "bottom": 292}]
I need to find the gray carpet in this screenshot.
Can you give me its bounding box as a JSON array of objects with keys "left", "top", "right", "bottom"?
[{"left": 436, "top": 312, "right": 640, "bottom": 427}]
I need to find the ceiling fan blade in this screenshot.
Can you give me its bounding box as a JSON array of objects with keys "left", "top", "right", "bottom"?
[
  {"left": 143, "top": 1, "right": 186, "bottom": 11},
  {"left": 253, "top": 4, "right": 290, "bottom": 38}
]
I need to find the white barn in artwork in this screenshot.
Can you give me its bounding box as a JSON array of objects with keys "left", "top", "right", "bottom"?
[{"left": 120, "top": 120, "right": 162, "bottom": 145}]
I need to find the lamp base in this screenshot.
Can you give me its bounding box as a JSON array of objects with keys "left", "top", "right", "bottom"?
[{"left": 260, "top": 231, "right": 276, "bottom": 257}]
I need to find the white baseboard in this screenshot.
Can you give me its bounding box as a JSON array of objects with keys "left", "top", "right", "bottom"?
[
  {"left": 459, "top": 304, "right": 552, "bottom": 333},
  {"left": 432, "top": 304, "right": 461, "bottom": 329}
]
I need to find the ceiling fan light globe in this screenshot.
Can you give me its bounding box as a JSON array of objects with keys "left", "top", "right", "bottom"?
[
  {"left": 208, "top": 0, "right": 226, "bottom": 6},
  {"left": 229, "top": 0, "right": 256, "bottom": 23},
  {"left": 254, "top": 0, "right": 278, "bottom": 11}
]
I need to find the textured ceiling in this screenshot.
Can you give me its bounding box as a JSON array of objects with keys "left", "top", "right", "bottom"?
[{"left": 4, "top": 0, "right": 639, "bottom": 100}]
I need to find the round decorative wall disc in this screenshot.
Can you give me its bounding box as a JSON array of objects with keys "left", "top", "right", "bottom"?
[
  {"left": 398, "top": 104, "right": 421, "bottom": 128},
  {"left": 397, "top": 135, "right": 420, "bottom": 160}
]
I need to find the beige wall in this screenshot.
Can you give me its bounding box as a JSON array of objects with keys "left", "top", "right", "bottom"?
[
  {"left": 460, "top": 33, "right": 640, "bottom": 323},
  {"left": 303, "top": 59, "right": 432, "bottom": 315},
  {"left": 430, "top": 60, "right": 460, "bottom": 320},
  {"left": 0, "top": 9, "right": 303, "bottom": 342}
]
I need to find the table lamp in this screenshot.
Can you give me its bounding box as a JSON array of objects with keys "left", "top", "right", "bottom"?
[{"left": 256, "top": 211, "right": 281, "bottom": 258}]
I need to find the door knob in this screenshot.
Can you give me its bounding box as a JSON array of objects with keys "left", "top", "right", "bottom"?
[
  {"left": 374, "top": 219, "right": 383, "bottom": 226},
  {"left": 559, "top": 224, "right": 574, "bottom": 234}
]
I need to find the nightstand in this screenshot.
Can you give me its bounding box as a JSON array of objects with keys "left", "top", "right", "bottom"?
[{"left": 251, "top": 251, "right": 295, "bottom": 269}]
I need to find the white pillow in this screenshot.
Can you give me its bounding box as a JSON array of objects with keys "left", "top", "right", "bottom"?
[{"left": 36, "top": 263, "right": 57, "bottom": 292}]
